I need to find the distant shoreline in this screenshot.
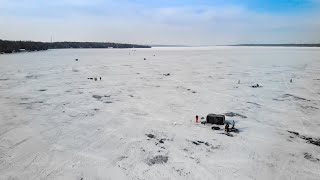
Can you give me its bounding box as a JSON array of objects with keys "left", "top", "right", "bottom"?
[
  {"left": 230, "top": 44, "right": 320, "bottom": 47},
  {"left": 151, "top": 44, "right": 320, "bottom": 48},
  {"left": 0, "top": 40, "right": 151, "bottom": 54}
]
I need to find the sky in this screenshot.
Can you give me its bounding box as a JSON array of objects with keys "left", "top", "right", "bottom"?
[{"left": 0, "top": 0, "right": 319, "bottom": 45}]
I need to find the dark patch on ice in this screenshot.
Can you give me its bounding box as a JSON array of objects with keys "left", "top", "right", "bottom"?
[
  {"left": 220, "top": 132, "right": 234, "bottom": 137},
  {"left": 129, "top": 95, "right": 134, "bottom": 97},
  {"left": 287, "top": 130, "right": 299, "bottom": 136},
  {"left": 92, "top": 95, "right": 103, "bottom": 100},
  {"left": 224, "top": 112, "right": 247, "bottom": 118},
  {"left": 201, "top": 117, "right": 204, "bottom": 119},
  {"left": 287, "top": 130, "right": 320, "bottom": 147},
  {"left": 163, "top": 73, "right": 170, "bottom": 76},
  {"left": 281, "top": 94, "right": 311, "bottom": 102},
  {"left": 211, "top": 145, "right": 221, "bottom": 149},
  {"left": 0, "top": 78, "right": 9, "bottom": 81},
  {"left": 192, "top": 141, "right": 200, "bottom": 145},
  {"left": 159, "top": 139, "right": 165, "bottom": 143},
  {"left": 147, "top": 155, "right": 168, "bottom": 166},
  {"left": 304, "top": 137, "right": 320, "bottom": 147},
  {"left": 19, "top": 101, "right": 44, "bottom": 105},
  {"left": 191, "top": 140, "right": 210, "bottom": 146},
  {"left": 300, "top": 105, "right": 319, "bottom": 110},
  {"left": 118, "top": 156, "right": 128, "bottom": 161},
  {"left": 251, "top": 84, "right": 262, "bottom": 88},
  {"left": 174, "top": 167, "right": 191, "bottom": 176},
  {"left": 225, "top": 133, "right": 234, "bottom": 137},
  {"left": 93, "top": 95, "right": 112, "bottom": 103},
  {"left": 212, "top": 126, "right": 221, "bottom": 130},
  {"left": 246, "top": 102, "right": 261, "bottom": 107},
  {"left": 146, "top": 134, "right": 155, "bottom": 139},
  {"left": 184, "top": 88, "right": 196, "bottom": 93},
  {"left": 230, "top": 128, "right": 240, "bottom": 133},
  {"left": 273, "top": 98, "right": 285, "bottom": 102},
  {"left": 304, "top": 153, "right": 320, "bottom": 162},
  {"left": 39, "top": 89, "right": 47, "bottom": 92},
  {"left": 25, "top": 75, "right": 40, "bottom": 79}
]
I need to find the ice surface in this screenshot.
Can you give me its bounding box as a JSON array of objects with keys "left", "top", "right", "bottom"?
[{"left": 0, "top": 47, "right": 320, "bottom": 179}]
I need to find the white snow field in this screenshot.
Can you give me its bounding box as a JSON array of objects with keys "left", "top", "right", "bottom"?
[{"left": 0, "top": 47, "right": 320, "bottom": 180}]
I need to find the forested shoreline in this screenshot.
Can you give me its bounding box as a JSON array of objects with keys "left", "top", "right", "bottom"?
[{"left": 0, "top": 39, "right": 151, "bottom": 54}]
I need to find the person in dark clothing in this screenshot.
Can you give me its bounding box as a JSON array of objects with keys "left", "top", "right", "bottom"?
[{"left": 225, "top": 123, "right": 230, "bottom": 132}]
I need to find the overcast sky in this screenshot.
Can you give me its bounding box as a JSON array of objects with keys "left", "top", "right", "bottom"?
[{"left": 0, "top": 0, "right": 320, "bottom": 45}]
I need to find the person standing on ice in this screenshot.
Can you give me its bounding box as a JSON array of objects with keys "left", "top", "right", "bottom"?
[{"left": 225, "top": 123, "right": 230, "bottom": 132}]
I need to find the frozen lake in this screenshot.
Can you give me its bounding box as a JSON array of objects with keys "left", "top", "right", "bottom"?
[{"left": 0, "top": 47, "right": 320, "bottom": 179}]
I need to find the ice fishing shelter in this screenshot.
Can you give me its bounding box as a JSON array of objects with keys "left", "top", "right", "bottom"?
[{"left": 206, "top": 114, "right": 225, "bottom": 125}]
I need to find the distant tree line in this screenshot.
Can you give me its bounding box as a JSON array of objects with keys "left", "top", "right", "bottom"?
[
  {"left": 232, "top": 44, "right": 320, "bottom": 47},
  {"left": 0, "top": 39, "right": 151, "bottom": 54},
  {"left": 49, "top": 42, "right": 151, "bottom": 49},
  {"left": 0, "top": 40, "right": 49, "bottom": 53}
]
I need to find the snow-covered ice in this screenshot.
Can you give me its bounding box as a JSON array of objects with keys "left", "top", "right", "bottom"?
[{"left": 0, "top": 47, "right": 320, "bottom": 180}]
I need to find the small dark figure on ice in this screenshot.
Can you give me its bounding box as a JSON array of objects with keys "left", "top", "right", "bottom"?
[
  {"left": 225, "top": 123, "right": 230, "bottom": 133},
  {"left": 252, "top": 84, "right": 260, "bottom": 88}
]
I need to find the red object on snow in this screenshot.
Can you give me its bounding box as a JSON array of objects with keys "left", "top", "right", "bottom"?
[{"left": 196, "top": 115, "right": 199, "bottom": 123}]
